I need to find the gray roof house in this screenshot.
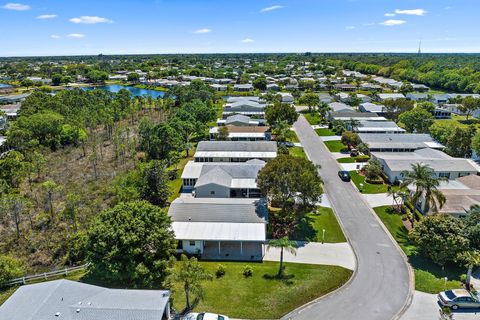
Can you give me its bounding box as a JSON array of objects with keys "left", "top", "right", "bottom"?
[
  {"left": 328, "top": 102, "right": 354, "bottom": 113},
  {"left": 358, "top": 133, "right": 444, "bottom": 152},
  {"left": 194, "top": 141, "right": 277, "bottom": 162},
  {"left": 168, "top": 197, "right": 268, "bottom": 261},
  {"left": 359, "top": 102, "right": 386, "bottom": 114},
  {"left": 181, "top": 159, "right": 265, "bottom": 198},
  {"left": 217, "top": 114, "right": 261, "bottom": 127},
  {"left": 355, "top": 120, "right": 406, "bottom": 134},
  {"left": 233, "top": 83, "right": 254, "bottom": 91},
  {"left": 376, "top": 93, "right": 405, "bottom": 102},
  {"left": 222, "top": 100, "right": 266, "bottom": 118},
  {"left": 0, "top": 279, "right": 171, "bottom": 320},
  {"left": 372, "top": 148, "right": 479, "bottom": 183},
  {"left": 328, "top": 111, "right": 387, "bottom": 122}
]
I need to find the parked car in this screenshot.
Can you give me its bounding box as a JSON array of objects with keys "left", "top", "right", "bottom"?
[
  {"left": 338, "top": 170, "right": 351, "bottom": 182},
  {"left": 438, "top": 289, "right": 480, "bottom": 310},
  {"left": 185, "top": 312, "right": 229, "bottom": 320}
]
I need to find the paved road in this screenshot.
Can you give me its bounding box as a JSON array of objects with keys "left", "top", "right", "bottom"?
[{"left": 283, "top": 116, "right": 412, "bottom": 320}]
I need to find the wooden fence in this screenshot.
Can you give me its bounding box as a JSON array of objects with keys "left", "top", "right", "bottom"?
[{"left": 3, "top": 263, "right": 89, "bottom": 287}]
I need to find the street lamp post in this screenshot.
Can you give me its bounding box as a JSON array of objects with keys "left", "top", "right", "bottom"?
[{"left": 322, "top": 229, "right": 326, "bottom": 244}]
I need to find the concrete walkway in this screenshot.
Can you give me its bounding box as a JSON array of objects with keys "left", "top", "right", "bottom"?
[
  {"left": 321, "top": 136, "right": 341, "bottom": 141},
  {"left": 401, "top": 291, "right": 478, "bottom": 320},
  {"left": 311, "top": 124, "right": 328, "bottom": 129},
  {"left": 264, "top": 242, "right": 355, "bottom": 271},
  {"left": 339, "top": 162, "right": 366, "bottom": 171}
]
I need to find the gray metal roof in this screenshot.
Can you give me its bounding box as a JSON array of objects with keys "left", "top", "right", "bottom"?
[
  {"left": 358, "top": 133, "right": 444, "bottom": 150},
  {"left": 328, "top": 102, "right": 354, "bottom": 112},
  {"left": 225, "top": 114, "right": 251, "bottom": 125},
  {"left": 359, "top": 102, "right": 385, "bottom": 113},
  {"left": 188, "top": 161, "right": 265, "bottom": 188},
  {"left": 196, "top": 141, "right": 277, "bottom": 153},
  {"left": 168, "top": 197, "right": 268, "bottom": 224},
  {"left": 0, "top": 280, "right": 170, "bottom": 320}
]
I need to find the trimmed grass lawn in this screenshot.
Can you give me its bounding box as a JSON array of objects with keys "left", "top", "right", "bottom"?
[
  {"left": 324, "top": 140, "right": 346, "bottom": 152},
  {"left": 337, "top": 157, "right": 355, "bottom": 163},
  {"left": 304, "top": 113, "right": 321, "bottom": 125},
  {"left": 289, "top": 146, "right": 307, "bottom": 159},
  {"left": 315, "top": 128, "right": 335, "bottom": 136},
  {"left": 287, "top": 130, "right": 300, "bottom": 143},
  {"left": 349, "top": 171, "right": 390, "bottom": 194},
  {"left": 373, "top": 206, "right": 463, "bottom": 293},
  {"left": 171, "top": 261, "right": 352, "bottom": 319},
  {"left": 293, "top": 206, "right": 347, "bottom": 243}
]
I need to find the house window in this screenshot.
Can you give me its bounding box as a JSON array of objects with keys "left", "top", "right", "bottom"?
[
  {"left": 189, "top": 241, "right": 196, "bottom": 246},
  {"left": 459, "top": 172, "right": 470, "bottom": 177},
  {"left": 438, "top": 172, "right": 450, "bottom": 179},
  {"left": 210, "top": 191, "right": 215, "bottom": 195}
]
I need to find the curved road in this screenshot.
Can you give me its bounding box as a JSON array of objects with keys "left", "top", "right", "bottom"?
[{"left": 283, "top": 116, "right": 412, "bottom": 320}]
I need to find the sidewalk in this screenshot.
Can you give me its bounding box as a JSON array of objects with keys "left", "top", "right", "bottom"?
[{"left": 263, "top": 242, "right": 355, "bottom": 270}]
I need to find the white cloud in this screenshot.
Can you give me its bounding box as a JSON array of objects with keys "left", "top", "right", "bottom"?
[
  {"left": 67, "top": 33, "right": 85, "bottom": 38},
  {"left": 69, "top": 16, "right": 112, "bottom": 24},
  {"left": 193, "top": 28, "right": 211, "bottom": 34},
  {"left": 50, "top": 34, "right": 60, "bottom": 39},
  {"left": 37, "top": 14, "right": 56, "bottom": 19},
  {"left": 395, "top": 9, "right": 427, "bottom": 16},
  {"left": 260, "top": 5, "right": 284, "bottom": 13},
  {"left": 346, "top": 26, "right": 355, "bottom": 30},
  {"left": 241, "top": 38, "right": 255, "bottom": 43},
  {"left": 384, "top": 13, "right": 396, "bottom": 17},
  {"left": 3, "top": 3, "right": 30, "bottom": 10},
  {"left": 381, "top": 19, "right": 407, "bottom": 26},
  {"left": 363, "top": 22, "right": 375, "bottom": 26}
]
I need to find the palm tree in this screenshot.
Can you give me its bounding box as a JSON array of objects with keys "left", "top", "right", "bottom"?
[
  {"left": 456, "top": 250, "right": 480, "bottom": 291},
  {"left": 400, "top": 163, "right": 446, "bottom": 227},
  {"left": 170, "top": 255, "right": 212, "bottom": 312},
  {"left": 273, "top": 120, "right": 294, "bottom": 143},
  {"left": 267, "top": 237, "right": 298, "bottom": 277},
  {"left": 317, "top": 102, "right": 331, "bottom": 123},
  {"left": 344, "top": 118, "right": 361, "bottom": 132}
]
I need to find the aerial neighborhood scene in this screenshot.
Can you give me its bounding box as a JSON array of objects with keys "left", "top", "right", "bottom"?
[{"left": 1, "top": 1, "right": 480, "bottom": 319}]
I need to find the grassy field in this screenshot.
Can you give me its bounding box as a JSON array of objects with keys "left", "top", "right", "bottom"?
[
  {"left": 315, "top": 128, "right": 335, "bottom": 136},
  {"left": 171, "top": 261, "right": 352, "bottom": 319},
  {"left": 349, "top": 171, "right": 391, "bottom": 194},
  {"left": 324, "top": 140, "right": 346, "bottom": 152},
  {"left": 303, "top": 112, "right": 321, "bottom": 125},
  {"left": 337, "top": 157, "right": 356, "bottom": 163},
  {"left": 293, "top": 206, "right": 347, "bottom": 243},
  {"left": 373, "top": 206, "right": 464, "bottom": 293},
  {"left": 289, "top": 146, "right": 307, "bottom": 159},
  {"left": 167, "top": 149, "right": 195, "bottom": 202}
]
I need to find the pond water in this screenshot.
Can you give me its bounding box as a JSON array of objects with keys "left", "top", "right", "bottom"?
[
  {"left": 82, "top": 84, "right": 165, "bottom": 99},
  {"left": 0, "top": 83, "right": 12, "bottom": 88}
]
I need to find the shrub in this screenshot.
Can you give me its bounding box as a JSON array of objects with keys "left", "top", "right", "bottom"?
[
  {"left": 243, "top": 265, "right": 253, "bottom": 277},
  {"left": 167, "top": 169, "right": 178, "bottom": 180},
  {"left": 365, "top": 177, "right": 384, "bottom": 184},
  {"left": 216, "top": 264, "right": 226, "bottom": 278},
  {"left": 355, "top": 155, "right": 370, "bottom": 163}
]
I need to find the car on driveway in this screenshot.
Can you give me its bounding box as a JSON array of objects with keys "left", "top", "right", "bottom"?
[
  {"left": 185, "top": 312, "right": 229, "bottom": 320},
  {"left": 338, "top": 170, "right": 351, "bottom": 182},
  {"left": 438, "top": 289, "right": 480, "bottom": 309}
]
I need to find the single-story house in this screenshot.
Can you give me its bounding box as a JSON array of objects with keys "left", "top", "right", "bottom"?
[
  {"left": 168, "top": 197, "right": 268, "bottom": 261},
  {"left": 0, "top": 103, "right": 21, "bottom": 119},
  {"left": 181, "top": 159, "right": 265, "bottom": 197},
  {"left": 358, "top": 133, "right": 444, "bottom": 152},
  {"left": 334, "top": 83, "right": 357, "bottom": 91},
  {"left": 433, "top": 107, "right": 452, "bottom": 119},
  {"left": 210, "top": 84, "right": 228, "bottom": 91},
  {"left": 372, "top": 148, "right": 479, "bottom": 183},
  {"left": 328, "top": 111, "right": 387, "bottom": 122},
  {"left": 412, "top": 84, "right": 430, "bottom": 92},
  {"left": 267, "top": 83, "right": 280, "bottom": 91},
  {"left": 278, "top": 92, "right": 294, "bottom": 104},
  {"left": 376, "top": 93, "right": 405, "bottom": 102},
  {"left": 406, "top": 93, "right": 429, "bottom": 101},
  {"left": 319, "top": 93, "right": 333, "bottom": 104},
  {"left": 359, "top": 102, "right": 386, "bottom": 115},
  {"left": 328, "top": 102, "right": 354, "bottom": 113},
  {"left": 431, "top": 94, "right": 450, "bottom": 105},
  {"left": 354, "top": 120, "right": 406, "bottom": 134},
  {"left": 209, "top": 125, "right": 271, "bottom": 141},
  {"left": 222, "top": 100, "right": 266, "bottom": 119},
  {"left": 0, "top": 280, "right": 171, "bottom": 320},
  {"left": 234, "top": 83, "right": 254, "bottom": 91},
  {"left": 0, "top": 93, "right": 30, "bottom": 104},
  {"left": 194, "top": 141, "right": 277, "bottom": 162},
  {"left": 226, "top": 96, "right": 265, "bottom": 104},
  {"left": 360, "top": 83, "right": 383, "bottom": 91},
  {"left": 217, "top": 114, "right": 262, "bottom": 127},
  {"left": 410, "top": 175, "right": 480, "bottom": 217}
]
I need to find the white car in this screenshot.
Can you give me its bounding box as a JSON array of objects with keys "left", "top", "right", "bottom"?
[{"left": 185, "top": 312, "right": 229, "bottom": 320}]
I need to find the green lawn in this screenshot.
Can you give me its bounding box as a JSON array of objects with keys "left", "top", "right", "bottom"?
[
  {"left": 167, "top": 149, "right": 195, "bottom": 202},
  {"left": 293, "top": 207, "right": 347, "bottom": 243},
  {"left": 349, "top": 171, "right": 390, "bottom": 194},
  {"left": 171, "top": 261, "right": 352, "bottom": 319},
  {"left": 289, "top": 146, "right": 307, "bottom": 159},
  {"left": 324, "top": 140, "right": 346, "bottom": 152},
  {"left": 315, "top": 128, "right": 335, "bottom": 136},
  {"left": 373, "top": 206, "right": 464, "bottom": 293},
  {"left": 287, "top": 130, "right": 300, "bottom": 143},
  {"left": 303, "top": 113, "right": 321, "bottom": 125},
  {"left": 337, "top": 157, "right": 355, "bottom": 163}
]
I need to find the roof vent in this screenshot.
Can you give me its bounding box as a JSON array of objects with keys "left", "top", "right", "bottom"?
[
  {"left": 55, "top": 312, "right": 61, "bottom": 317},
  {"left": 87, "top": 302, "right": 92, "bottom": 305},
  {"left": 76, "top": 309, "right": 81, "bottom": 313}
]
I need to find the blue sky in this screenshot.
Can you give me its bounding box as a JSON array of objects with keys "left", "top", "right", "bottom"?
[{"left": 0, "top": 0, "right": 478, "bottom": 56}]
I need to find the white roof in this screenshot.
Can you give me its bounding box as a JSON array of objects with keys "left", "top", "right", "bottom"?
[
  {"left": 230, "top": 179, "right": 258, "bottom": 189},
  {"left": 0, "top": 136, "right": 6, "bottom": 146},
  {"left": 195, "top": 151, "right": 277, "bottom": 159},
  {"left": 172, "top": 222, "right": 265, "bottom": 241}
]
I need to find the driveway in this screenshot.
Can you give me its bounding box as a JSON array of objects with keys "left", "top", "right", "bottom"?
[
  {"left": 401, "top": 291, "right": 478, "bottom": 320},
  {"left": 264, "top": 242, "right": 355, "bottom": 270},
  {"left": 362, "top": 193, "right": 400, "bottom": 208},
  {"left": 283, "top": 115, "right": 412, "bottom": 320}
]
